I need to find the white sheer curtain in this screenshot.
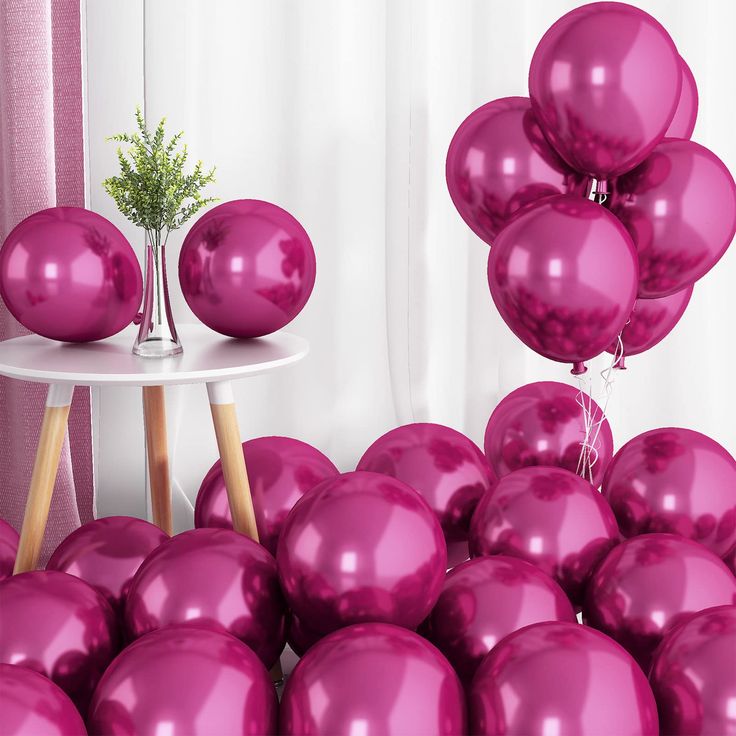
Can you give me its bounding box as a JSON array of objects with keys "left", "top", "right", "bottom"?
[{"left": 85, "top": 0, "right": 736, "bottom": 526}]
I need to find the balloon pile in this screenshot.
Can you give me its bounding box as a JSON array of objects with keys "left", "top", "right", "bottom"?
[
  {"left": 0, "top": 199, "right": 316, "bottom": 344},
  {"left": 448, "top": 2, "right": 736, "bottom": 373},
  {"left": 2, "top": 3, "right": 736, "bottom": 735},
  {"left": 2, "top": 394, "right": 735, "bottom": 734}
]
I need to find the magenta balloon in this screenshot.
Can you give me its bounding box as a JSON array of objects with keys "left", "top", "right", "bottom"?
[
  {"left": 614, "top": 139, "right": 736, "bottom": 298},
  {"left": 179, "top": 199, "right": 316, "bottom": 338},
  {"left": 0, "top": 571, "right": 118, "bottom": 714},
  {"left": 357, "top": 423, "right": 497, "bottom": 542},
  {"left": 484, "top": 381, "right": 613, "bottom": 487},
  {"left": 602, "top": 428, "right": 736, "bottom": 558},
  {"left": 488, "top": 195, "right": 638, "bottom": 373},
  {"left": 584, "top": 533, "right": 736, "bottom": 670},
  {"left": 0, "top": 518, "right": 19, "bottom": 581},
  {"left": 0, "top": 207, "right": 142, "bottom": 342},
  {"left": 46, "top": 516, "right": 167, "bottom": 616},
  {"left": 281, "top": 623, "right": 466, "bottom": 736},
  {"left": 528, "top": 2, "right": 681, "bottom": 179},
  {"left": 469, "top": 621, "right": 659, "bottom": 736},
  {"left": 87, "top": 626, "right": 277, "bottom": 736},
  {"left": 277, "top": 471, "right": 447, "bottom": 635},
  {"left": 607, "top": 287, "right": 692, "bottom": 363},
  {"left": 650, "top": 605, "right": 736, "bottom": 735},
  {"left": 194, "top": 436, "right": 338, "bottom": 555},
  {"left": 0, "top": 664, "right": 87, "bottom": 736},
  {"left": 666, "top": 57, "right": 698, "bottom": 140},
  {"left": 125, "top": 527, "right": 285, "bottom": 668},
  {"left": 446, "top": 96, "right": 578, "bottom": 245},
  {"left": 469, "top": 466, "right": 619, "bottom": 605},
  {"left": 286, "top": 613, "right": 323, "bottom": 658},
  {"left": 424, "top": 555, "right": 576, "bottom": 684}
]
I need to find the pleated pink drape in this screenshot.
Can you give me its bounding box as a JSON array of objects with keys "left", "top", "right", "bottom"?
[{"left": 0, "top": 0, "right": 93, "bottom": 564}]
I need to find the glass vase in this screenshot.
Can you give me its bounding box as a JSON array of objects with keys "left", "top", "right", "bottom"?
[{"left": 133, "top": 240, "right": 183, "bottom": 357}]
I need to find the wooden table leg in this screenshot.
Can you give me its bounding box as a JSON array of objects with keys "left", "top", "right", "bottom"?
[
  {"left": 206, "top": 380, "right": 259, "bottom": 540},
  {"left": 14, "top": 383, "right": 75, "bottom": 574},
  {"left": 142, "top": 385, "right": 173, "bottom": 535}
]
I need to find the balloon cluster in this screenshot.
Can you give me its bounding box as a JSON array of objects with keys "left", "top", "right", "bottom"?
[
  {"left": 448, "top": 2, "right": 736, "bottom": 373},
  {"left": 0, "top": 200, "right": 316, "bottom": 343},
  {"left": 2, "top": 394, "right": 735, "bottom": 735}
]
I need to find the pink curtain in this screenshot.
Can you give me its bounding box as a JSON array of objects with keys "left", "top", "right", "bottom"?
[{"left": 0, "top": 0, "right": 93, "bottom": 564}]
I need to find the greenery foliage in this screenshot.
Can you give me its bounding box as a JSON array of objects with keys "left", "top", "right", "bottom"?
[{"left": 103, "top": 108, "right": 216, "bottom": 251}]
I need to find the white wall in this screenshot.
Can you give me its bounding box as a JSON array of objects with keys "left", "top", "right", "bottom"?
[{"left": 85, "top": 0, "right": 736, "bottom": 525}]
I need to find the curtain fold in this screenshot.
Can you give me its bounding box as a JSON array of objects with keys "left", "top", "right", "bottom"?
[{"left": 0, "top": 0, "right": 93, "bottom": 564}]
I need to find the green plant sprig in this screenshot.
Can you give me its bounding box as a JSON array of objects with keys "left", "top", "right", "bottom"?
[{"left": 103, "top": 107, "right": 217, "bottom": 253}]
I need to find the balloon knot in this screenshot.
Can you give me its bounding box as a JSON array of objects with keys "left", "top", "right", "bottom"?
[{"left": 571, "top": 361, "right": 588, "bottom": 376}]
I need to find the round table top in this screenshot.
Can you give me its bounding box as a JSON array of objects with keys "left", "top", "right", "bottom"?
[{"left": 0, "top": 324, "right": 309, "bottom": 386}]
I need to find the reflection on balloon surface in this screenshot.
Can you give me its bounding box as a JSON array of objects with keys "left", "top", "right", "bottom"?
[
  {"left": 584, "top": 533, "right": 736, "bottom": 670},
  {"left": 280, "top": 623, "right": 466, "bottom": 736},
  {"left": 277, "top": 471, "right": 446, "bottom": 636},
  {"left": 87, "top": 626, "right": 277, "bottom": 736},
  {"left": 357, "top": 422, "right": 496, "bottom": 542},
  {"left": 469, "top": 621, "right": 659, "bottom": 736},
  {"left": 603, "top": 428, "right": 736, "bottom": 557},
  {"left": 484, "top": 381, "right": 613, "bottom": 487},
  {"left": 195, "top": 436, "right": 339, "bottom": 555},
  {"left": 470, "top": 466, "right": 619, "bottom": 605}
]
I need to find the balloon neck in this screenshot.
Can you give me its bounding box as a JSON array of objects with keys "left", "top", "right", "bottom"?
[
  {"left": 614, "top": 355, "right": 626, "bottom": 370},
  {"left": 571, "top": 361, "right": 587, "bottom": 376},
  {"left": 132, "top": 312, "right": 143, "bottom": 326},
  {"left": 586, "top": 178, "right": 610, "bottom": 207}
]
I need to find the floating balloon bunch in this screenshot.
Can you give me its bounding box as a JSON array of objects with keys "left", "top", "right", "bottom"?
[
  {"left": 2, "top": 388, "right": 735, "bottom": 735},
  {"left": 447, "top": 2, "right": 736, "bottom": 373},
  {"left": 0, "top": 199, "right": 316, "bottom": 343}
]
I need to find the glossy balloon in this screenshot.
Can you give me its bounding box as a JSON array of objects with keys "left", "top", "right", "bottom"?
[
  {"left": 281, "top": 623, "right": 466, "bottom": 736},
  {"left": 357, "top": 423, "right": 497, "bottom": 542},
  {"left": 179, "top": 199, "right": 316, "bottom": 338},
  {"left": 125, "top": 527, "right": 286, "bottom": 668},
  {"left": 425, "top": 555, "right": 576, "bottom": 683},
  {"left": 488, "top": 195, "right": 638, "bottom": 373},
  {"left": 650, "top": 605, "right": 736, "bottom": 736},
  {"left": 607, "top": 287, "right": 692, "bottom": 364},
  {"left": 529, "top": 2, "right": 681, "bottom": 179},
  {"left": 584, "top": 533, "right": 736, "bottom": 670},
  {"left": 194, "top": 436, "right": 338, "bottom": 555},
  {"left": 470, "top": 466, "right": 619, "bottom": 604},
  {"left": 602, "top": 428, "right": 736, "bottom": 557},
  {"left": 614, "top": 139, "right": 736, "bottom": 298},
  {"left": 87, "top": 626, "right": 277, "bottom": 736},
  {"left": 446, "top": 96, "right": 577, "bottom": 245},
  {"left": 0, "top": 207, "right": 142, "bottom": 342},
  {"left": 286, "top": 613, "right": 323, "bottom": 658},
  {"left": 0, "top": 664, "right": 87, "bottom": 736},
  {"left": 666, "top": 57, "right": 698, "bottom": 140},
  {"left": 0, "top": 571, "right": 118, "bottom": 714},
  {"left": 277, "top": 471, "right": 446, "bottom": 635},
  {"left": 484, "top": 381, "right": 613, "bottom": 487},
  {"left": 469, "top": 621, "right": 659, "bottom": 736},
  {"left": 46, "top": 516, "right": 167, "bottom": 616},
  {"left": 0, "top": 518, "right": 19, "bottom": 580}
]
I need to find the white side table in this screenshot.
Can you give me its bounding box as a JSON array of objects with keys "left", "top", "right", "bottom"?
[{"left": 0, "top": 324, "right": 308, "bottom": 573}]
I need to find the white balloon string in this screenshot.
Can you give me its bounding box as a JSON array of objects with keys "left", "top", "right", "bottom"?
[{"left": 575, "top": 335, "right": 623, "bottom": 484}]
